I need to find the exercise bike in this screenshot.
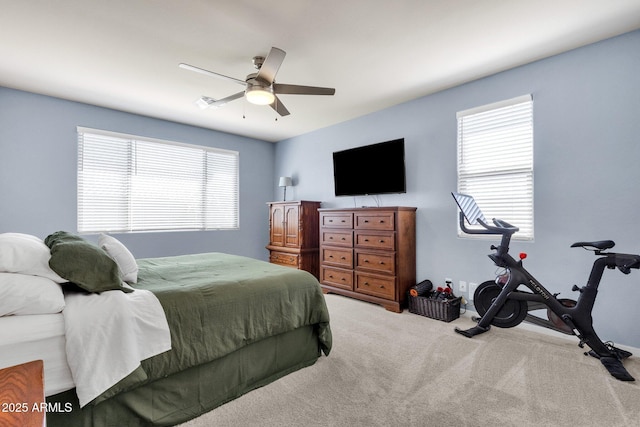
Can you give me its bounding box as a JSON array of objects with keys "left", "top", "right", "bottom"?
[{"left": 452, "top": 192, "right": 639, "bottom": 381}]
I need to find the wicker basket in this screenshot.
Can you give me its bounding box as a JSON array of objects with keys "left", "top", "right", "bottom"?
[{"left": 408, "top": 293, "right": 462, "bottom": 322}]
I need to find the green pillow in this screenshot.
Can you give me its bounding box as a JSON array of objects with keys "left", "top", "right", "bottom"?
[{"left": 45, "top": 231, "right": 132, "bottom": 293}]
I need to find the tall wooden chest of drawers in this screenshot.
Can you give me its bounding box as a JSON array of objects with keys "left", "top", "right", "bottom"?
[
  {"left": 318, "top": 206, "right": 416, "bottom": 312},
  {"left": 267, "top": 201, "right": 321, "bottom": 278}
]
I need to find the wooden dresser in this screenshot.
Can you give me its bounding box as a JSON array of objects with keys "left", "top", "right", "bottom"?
[
  {"left": 267, "top": 201, "right": 321, "bottom": 279},
  {"left": 318, "top": 206, "right": 416, "bottom": 312}
]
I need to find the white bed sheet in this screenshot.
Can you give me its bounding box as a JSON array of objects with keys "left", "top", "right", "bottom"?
[
  {"left": 63, "top": 287, "right": 172, "bottom": 407},
  {"left": 0, "top": 313, "right": 74, "bottom": 396}
]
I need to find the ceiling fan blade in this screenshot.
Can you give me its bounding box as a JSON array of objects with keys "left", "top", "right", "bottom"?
[
  {"left": 210, "top": 91, "right": 245, "bottom": 107},
  {"left": 255, "top": 47, "right": 286, "bottom": 84},
  {"left": 273, "top": 83, "right": 335, "bottom": 96},
  {"left": 270, "top": 96, "right": 290, "bottom": 116},
  {"left": 179, "top": 63, "right": 246, "bottom": 86},
  {"left": 197, "top": 91, "right": 244, "bottom": 109}
]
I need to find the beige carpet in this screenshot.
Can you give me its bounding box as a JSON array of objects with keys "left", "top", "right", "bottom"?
[{"left": 179, "top": 293, "right": 640, "bottom": 427}]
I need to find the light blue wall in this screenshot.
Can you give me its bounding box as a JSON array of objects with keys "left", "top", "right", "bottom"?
[
  {"left": 275, "top": 30, "right": 640, "bottom": 348},
  {"left": 0, "top": 87, "right": 275, "bottom": 260}
]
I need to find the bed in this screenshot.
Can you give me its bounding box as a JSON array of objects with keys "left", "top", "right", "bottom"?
[{"left": 0, "top": 232, "right": 332, "bottom": 427}]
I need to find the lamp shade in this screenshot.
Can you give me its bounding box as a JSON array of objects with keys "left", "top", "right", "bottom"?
[{"left": 278, "top": 176, "right": 292, "bottom": 187}]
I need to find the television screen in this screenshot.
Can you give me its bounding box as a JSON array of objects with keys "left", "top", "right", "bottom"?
[{"left": 333, "top": 138, "right": 406, "bottom": 196}]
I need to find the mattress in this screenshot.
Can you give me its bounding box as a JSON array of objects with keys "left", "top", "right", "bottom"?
[{"left": 0, "top": 314, "right": 74, "bottom": 396}]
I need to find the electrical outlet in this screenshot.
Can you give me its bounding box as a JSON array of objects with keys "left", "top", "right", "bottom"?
[
  {"left": 459, "top": 280, "right": 467, "bottom": 292},
  {"left": 469, "top": 282, "right": 479, "bottom": 300}
]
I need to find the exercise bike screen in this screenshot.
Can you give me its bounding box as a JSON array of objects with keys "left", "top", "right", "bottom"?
[{"left": 452, "top": 192, "right": 487, "bottom": 225}]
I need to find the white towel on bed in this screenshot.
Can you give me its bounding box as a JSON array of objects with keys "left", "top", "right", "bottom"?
[{"left": 62, "top": 286, "right": 171, "bottom": 407}]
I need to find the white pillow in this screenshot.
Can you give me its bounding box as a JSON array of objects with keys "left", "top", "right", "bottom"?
[
  {"left": 98, "top": 234, "right": 138, "bottom": 283},
  {"left": 0, "top": 272, "right": 65, "bottom": 316},
  {"left": 0, "top": 233, "right": 65, "bottom": 283}
]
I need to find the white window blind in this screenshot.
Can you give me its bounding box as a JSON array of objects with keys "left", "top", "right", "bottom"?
[
  {"left": 456, "top": 95, "right": 534, "bottom": 240},
  {"left": 77, "top": 128, "right": 239, "bottom": 233}
]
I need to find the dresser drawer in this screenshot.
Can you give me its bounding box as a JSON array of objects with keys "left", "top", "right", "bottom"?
[
  {"left": 321, "top": 212, "right": 353, "bottom": 228},
  {"left": 321, "top": 247, "right": 353, "bottom": 268},
  {"left": 269, "top": 251, "right": 299, "bottom": 267},
  {"left": 321, "top": 267, "right": 353, "bottom": 291},
  {"left": 355, "top": 212, "right": 395, "bottom": 230},
  {"left": 356, "top": 272, "right": 396, "bottom": 300},
  {"left": 321, "top": 230, "right": 353, "bottom": 247},
  {"left": 355, "top": 231, "right": 395, "bottom": 250},
  {"left": 355, "top": 250, "right": 395, "bottom": 274}
]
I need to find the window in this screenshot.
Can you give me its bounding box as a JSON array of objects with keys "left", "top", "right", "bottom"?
[
  {"left": 77, "top": 128, "right": 239, "bottom": 233},
  {"left": 456, "top": 95, "right": 534, "bottom": 240}
]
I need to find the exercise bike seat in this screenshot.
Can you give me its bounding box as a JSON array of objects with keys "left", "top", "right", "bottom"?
[{"left": 570, "top": 240, "right": 615, "bottom": 251}]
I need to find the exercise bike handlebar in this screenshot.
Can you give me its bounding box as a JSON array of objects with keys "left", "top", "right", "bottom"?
[
  {"left": 452, "top": 192, "right": 519, "bottom": 236},
  {"left": 611, "top": 253, "right": 640, "bottom": 274},
  {"left": 458, "top": 212, "right": 519, "bottom": 235}
]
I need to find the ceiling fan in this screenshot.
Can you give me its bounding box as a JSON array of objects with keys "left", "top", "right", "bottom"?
[{"left": 179, "top": 47, "right": 335, "bottom": 116}]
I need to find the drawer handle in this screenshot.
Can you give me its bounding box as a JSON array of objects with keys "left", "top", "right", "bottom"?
[
  {"left": 329, "top": 236, "right": 334, "bottom": 240},
  {"left": 364, "top": 238, "right": 369, "bottom": 242},
  {"left": 341, "top": 237, "right": 346, "bottom": 241},
  {"left": 341, "top": 277, "right": 346, "bottom": 281},
  {"left": 363, "top": 281, "right": 385, "bottom": 289},
  {"left": 379, "top": 239, "right": 385, "bottom": 243},
  {"left": 329, "top": 255, "right": 334, "bottom": 258},
  {"left": 328, "top": 275, "right": 334, "bottom": 279},
  {"left": 341, "top": 256, "right": 346, "bottom": 260},
  {"left": 364, "top": 219, "right": 369, "bottom": 223},
  {"left": 379, "top": 261, "right": 385, "bottom": 265},
  {"left": 341, "top": 219, "right": 346, "bottom": 223}
]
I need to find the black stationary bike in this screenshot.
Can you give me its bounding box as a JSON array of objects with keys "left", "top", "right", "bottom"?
[{"left": 452, "top": 192, "right": 639, "bottom": 381}]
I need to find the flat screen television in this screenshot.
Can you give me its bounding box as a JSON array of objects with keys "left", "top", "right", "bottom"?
[{"left": 333, "top": 138, "right": 406, "bottom": 196}]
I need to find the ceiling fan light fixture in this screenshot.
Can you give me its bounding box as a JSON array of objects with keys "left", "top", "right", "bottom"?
[{"left": 245, "top": 85, "right": 275, "bottom": 105}]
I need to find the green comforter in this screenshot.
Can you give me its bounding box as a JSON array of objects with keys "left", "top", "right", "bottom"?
[
  {"left": 47, "top": 253, "right": 332, "bottom": 427},
  {"left": 97, "top": 252, "right": 332, "bottom": 403}
]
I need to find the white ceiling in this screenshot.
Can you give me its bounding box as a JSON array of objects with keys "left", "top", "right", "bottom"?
[{"left": 2, "top": 0, "right": 640, "bottom": 143}]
